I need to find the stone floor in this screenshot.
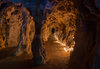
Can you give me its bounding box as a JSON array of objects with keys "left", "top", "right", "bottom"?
[{"left": 0, "top": 37, "right": 69, "bottom": 69}]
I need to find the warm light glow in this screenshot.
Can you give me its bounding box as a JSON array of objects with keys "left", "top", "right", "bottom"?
[
  {"left": 55, "top": 41, "right": 66, "bottom": 46},
  {"left": 54, "top": 34, "right": 66, "bottom": 46},
  {"left": 54, "top": 34, "right": 59, "bottom": 41},
  {"left": 64, "top": 48, "right": 74, "bottom": 52},
  {"left": 54, "top": 34, "right": 74, "bottom": 52}
]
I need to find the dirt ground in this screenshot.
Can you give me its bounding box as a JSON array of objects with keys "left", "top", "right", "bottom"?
[{"left": 0, "top": 37, "right": 69, "bottom": 69}]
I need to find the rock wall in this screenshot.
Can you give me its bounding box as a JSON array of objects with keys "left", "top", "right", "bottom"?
[
  {"left": 0, "top": 2, "right": 35, "bottom": 55},
  {"left": 41, "top": 0, "right": 100, "bottom": 68},
  {"left": 0, "top": 0, "right": 100, "bottom": 68},
  {"left": 41, "top": 0, "right": 77, "bottom": 49},
  {"left": 67, "top": 0, "right": 100, "bottom": 69}
]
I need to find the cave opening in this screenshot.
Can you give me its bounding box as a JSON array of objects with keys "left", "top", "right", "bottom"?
[
  {"left": 0, "top": 0, "right": 99, "bottom": 69},
  {"left": 51, "top": 28, "right": 55, "bottom": 34},
  {"left": 41, "top": 14, "right": 77, "bottom": 65}
]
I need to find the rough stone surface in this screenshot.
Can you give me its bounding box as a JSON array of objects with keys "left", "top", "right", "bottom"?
[
  {"left": 67, "top": 0, "right": 100, "bottom": 69},
  {"left": 0, "top": 2, "right": 35, "bottom": 55},
  {"left": 0, "top": 0, "right": 100, "bottom": 69},
  {"left": 41, "top": 0, "right": 77, "bottom": 53}
]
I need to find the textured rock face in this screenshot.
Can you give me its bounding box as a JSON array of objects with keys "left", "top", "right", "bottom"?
[
  {"left": 35, "top": 0, "right": 79, "bottom": 65},
  {"left": 41, "top": 0, "right": 100, "bottom": 68},
  {"left": 41, "top": 0, "right": 77, "bottom": 53},
  {"left": 0, "top": 2, "right": 35, "bottom": 54},
  {"left": 0, "top": 0, "right": 99, "bottom": 68},
  {"left": 67, "top": 0, "right": 100, "bottom": 69}
]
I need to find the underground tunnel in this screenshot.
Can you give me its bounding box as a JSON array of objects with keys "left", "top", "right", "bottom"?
[{"left": 0, "top": 0, "right": 100, "bottom": 69}]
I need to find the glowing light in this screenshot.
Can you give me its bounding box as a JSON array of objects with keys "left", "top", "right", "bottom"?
[
  {"left": 54, "top": 34, "right": 66, "bottom": 46},
  {"left": 54, "top": 34, "right": 59, "bottom": 41},
  {"left": 64, "top": 47, "right": 74, "bottom": 52},
  {"left": 55, "top": 41, "right": 66, "bottom": 46},
  {"left": 54, "top": 34, "right": 74, "bottom": 52}
]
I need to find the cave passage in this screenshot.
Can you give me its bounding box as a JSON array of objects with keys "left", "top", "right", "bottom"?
[{"left": 0, "top": 0, "right": 100, "bottom": 69}]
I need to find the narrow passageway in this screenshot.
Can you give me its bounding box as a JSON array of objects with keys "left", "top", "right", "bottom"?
[
  {"left": 0, "top": 35, "right": 70, "bottom": 69},
  {"left": 45, "top": 35, "right": 70, "bottom": 68}
]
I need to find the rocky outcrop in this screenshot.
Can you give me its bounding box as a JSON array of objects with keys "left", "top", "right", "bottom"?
[{"left": 0, "top": 2, "right": 35, "bottom": 55}]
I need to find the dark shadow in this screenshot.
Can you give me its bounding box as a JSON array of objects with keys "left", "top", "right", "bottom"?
[
  {"left": 51, "top": 28, "right": 55, "bottom": 34},
  {"left": 0, "top": 48, "right": 33, "bottom": 69},
  {"left": 68, "top": 21, "right": 97, "bottom": 69},
  {"left": 0, "top": 59, "right": 33, "bottom": 69},
  {"left": 0, "top": 47, "right": 17, "bottom": 59}
]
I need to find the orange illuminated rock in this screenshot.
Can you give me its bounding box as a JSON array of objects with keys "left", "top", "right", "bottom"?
[{"left": 0, "top": 2, "right": 35, "bottom": 55}]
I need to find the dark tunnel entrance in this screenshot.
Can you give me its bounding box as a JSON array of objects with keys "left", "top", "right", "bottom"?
[{"left": 51, "top": 28, "right": 55, "bottom": 34}]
